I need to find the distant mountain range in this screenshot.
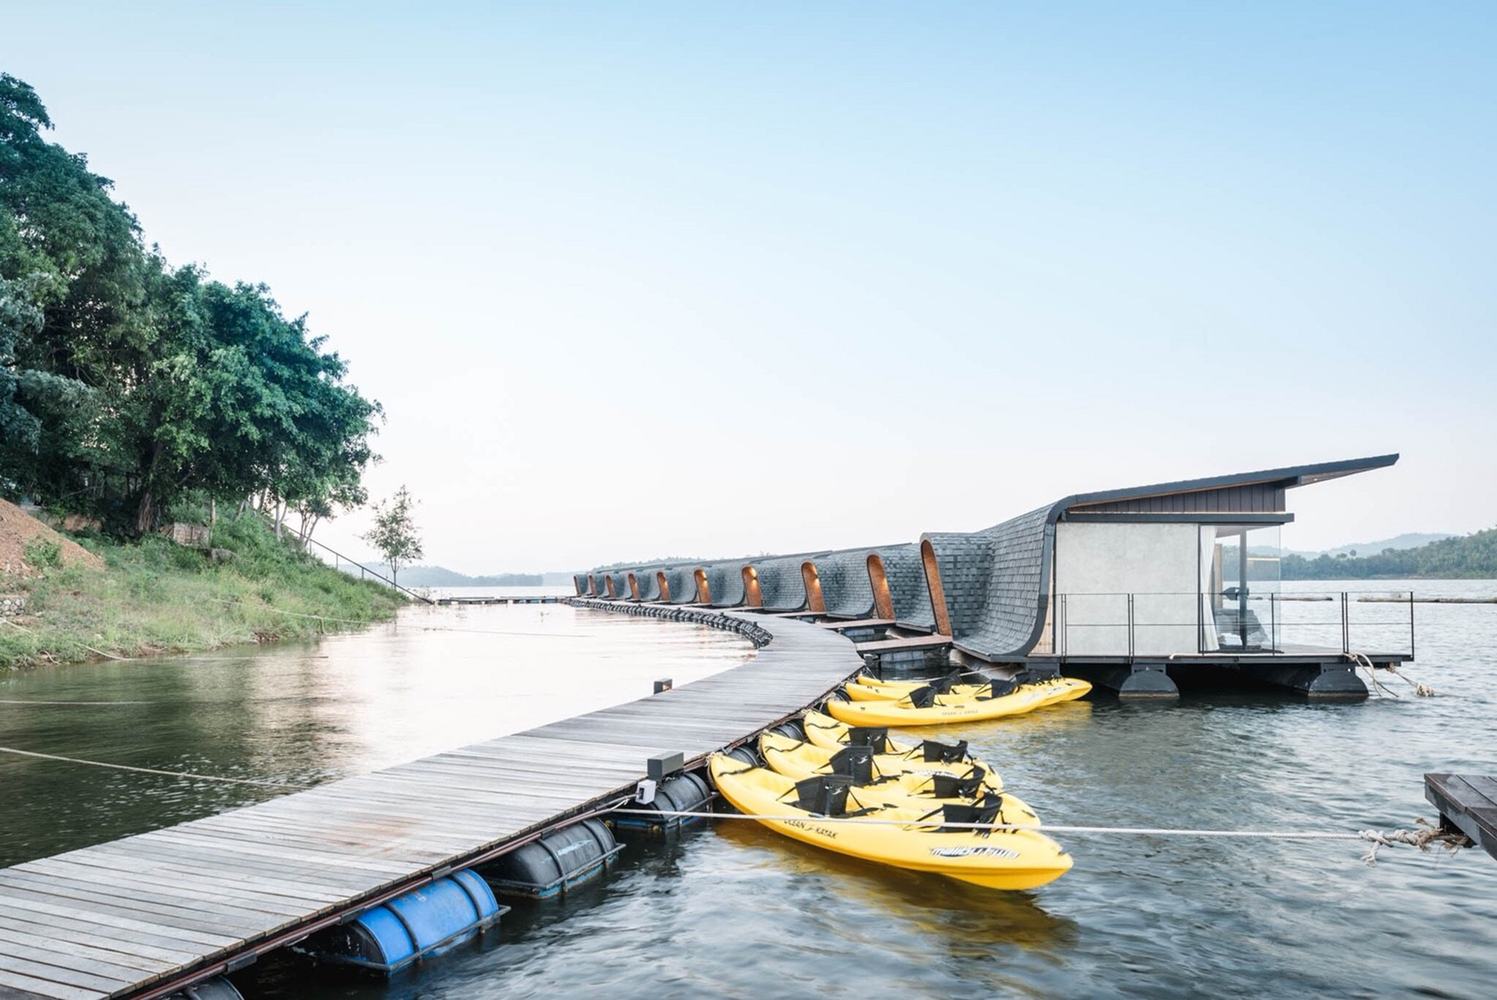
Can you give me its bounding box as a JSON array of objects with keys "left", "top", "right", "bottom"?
[
  {"left": 1282, "top": 529, "right": 1496, "bottom": 579},
  {"left": 1287, "top": 533, "right": 1454, "bottom": 559},
  {"left": 364, "top": 564, "right": 544, "bottom": 587}
]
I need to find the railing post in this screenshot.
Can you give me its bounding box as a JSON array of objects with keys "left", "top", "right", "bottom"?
[
  {"left": 1347, "top": 589, "right": 1359, "bottom": 652},
  {"left": 1270, "top": 593, "right": 1276, "bottom": 653},
  {"left": 1409, "top": 591, "right": 1416, "bottom": 659}
]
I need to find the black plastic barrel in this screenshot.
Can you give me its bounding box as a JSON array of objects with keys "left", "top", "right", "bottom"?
[
  {"left": 170, "top": 978, "right": 244, "bottom": 1000},
  {"left": 771, "top": 719, "right": 807, "bottom": 741},
  {"left": 725, "top": 745, "right": 762, "bottom": 766},
  {"left": 483, "top": 819, "right": 622, "bottom": 898},
  {"left": 613, "top": 770, "right": 713, "bottom": 831}
]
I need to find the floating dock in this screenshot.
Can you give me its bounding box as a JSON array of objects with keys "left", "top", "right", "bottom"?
[
  {"left": 431, "top": 595, "right": 564, "bottom": 606},
  {"left": 0, "top": 606, "right": 863, "bottom": 999},
  {"left": 1425, "top": 773, "right": 1497, "bottom": 861}
]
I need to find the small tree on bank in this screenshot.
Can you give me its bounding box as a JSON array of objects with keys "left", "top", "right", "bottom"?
[{"left": 362, "top": 486, "right": 422, "bottom": 588}]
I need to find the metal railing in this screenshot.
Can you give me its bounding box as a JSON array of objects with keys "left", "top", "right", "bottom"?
[
  {"left": 1050, "top": 591, "right": 1414, "bottom": 661},
  {"left": 269, "top": 518, "right": 435, "bottom": 604}
]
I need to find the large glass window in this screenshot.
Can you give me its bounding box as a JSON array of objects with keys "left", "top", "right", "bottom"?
[{"left": 1203, "top": 524, "right": 1281, "bottom": 651}]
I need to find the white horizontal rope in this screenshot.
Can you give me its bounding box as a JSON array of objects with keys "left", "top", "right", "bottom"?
[
  {"left": 0, "top": 699, "right": 153, "bottom": 706},
  {"left": 216, "top": 598, "right": 593, "bottom": 639},
  {"left": 610, "top": 807, "right": 1471, "bottom": 862},
  {"left": 0, "top": 745, "right": 304, "bottom": 789},
  {"left": 612, "top": 807, "right": 1362, "bottom": 838}
]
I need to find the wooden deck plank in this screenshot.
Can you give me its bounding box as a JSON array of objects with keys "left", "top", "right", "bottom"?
[
  {"left": 0, "top": 951, "right": 132, "bottom": 992},
  {"left": 0, "top": 928, "right": 169, "bottom": 979},
  {"left": 0, "top": 968, "right": 99, "bottom": 1000},
  {"left": 0, "top": 907, "right": 207, "bottom": 961},
  {"left": 854, "top": 634, "right": 953, "bottom": 653},
  {"left": 0, "top": 867, "right": 308, "bottom": 921},
  {"left": 0, "top": 870, "right": 301, "bottom": 927},
  {"left": 0, "top": 914, "right": 194, "bottom": 966},
  {"left": 0, "top": 883, "right": 263, "bottom": 940}
]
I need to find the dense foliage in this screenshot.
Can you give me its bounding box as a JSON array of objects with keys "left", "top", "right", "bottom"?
[
  {"left": 0, "top": 74, "right": 379, "bottom": 536},
  {"left": 1282, "top": 528, "right": 1497, "bottom": 579}
]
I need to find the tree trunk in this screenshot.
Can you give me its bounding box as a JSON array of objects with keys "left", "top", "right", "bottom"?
[
  {"left": 134, "top": 441, "right": 164, "bottom": 536},
  {"left": 274, "top": 500, "right": 285, "bottom": 539},
  {"left": 134, "top": 489, "right": 156, "bottom": 537}
]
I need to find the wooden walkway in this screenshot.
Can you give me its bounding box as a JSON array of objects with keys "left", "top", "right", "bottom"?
[
  {"left": 1425, "top": 773, "right": 1497, "bottom": 861},
  {"left": 854, "top": 633, "right": 953, "bottom": 654},
  {"left": 819, "top": 618, "right": 895, "bottom": 631},
  {"left": 0, "top": 607, "right": 864, "bottom": 1000}
]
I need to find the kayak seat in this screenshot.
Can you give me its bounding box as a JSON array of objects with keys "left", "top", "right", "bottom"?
[
  {"left": 827, "top": 746, "right": 877, "bottom": 784},
  {"left": 845, "top": 726, "right": 890, "bottom": 754},
  {"left": 907, "top": 685, "right": 938, "bottom": 708},
  {"left": 930, "top": 793, "right": 1005, "bottom": 834},
  {"left": 922, "top": 738, "right": 969, "bottom": 763},
  {"left": 787, "top": 775, "right": 879, "bottom": 818},
  {"left": 930, "top": 773, "right": 983, "bottom": 799}
]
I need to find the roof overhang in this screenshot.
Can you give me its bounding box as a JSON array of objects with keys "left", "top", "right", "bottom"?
[{"left": 1059, "top": 454, "right": 1398, "bottom": 515}]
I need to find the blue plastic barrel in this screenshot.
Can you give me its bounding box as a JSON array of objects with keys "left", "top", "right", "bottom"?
[{"left": 305, "top": 869, "right": 508, "bottom": 974}]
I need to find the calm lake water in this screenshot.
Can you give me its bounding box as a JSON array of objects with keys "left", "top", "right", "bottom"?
[{"left": 2, "top": 582, "right": 1495, "bottom": 998}]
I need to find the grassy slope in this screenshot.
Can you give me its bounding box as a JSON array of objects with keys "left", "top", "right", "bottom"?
[{"left": 0, "top": 516, "right": 406, "bottom": 670}]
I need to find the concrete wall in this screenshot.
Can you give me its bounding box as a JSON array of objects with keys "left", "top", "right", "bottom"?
[{"left": 1054, "top": 521, "right": 1201, "bottom": 656}]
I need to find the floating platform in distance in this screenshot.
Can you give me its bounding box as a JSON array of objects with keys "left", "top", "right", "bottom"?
[
  {"left": 432, "top": 595, "right": 564, "bottom": 606},
  {"left": 1425, "top": 773, "right": 1497, "bottom": 861}
]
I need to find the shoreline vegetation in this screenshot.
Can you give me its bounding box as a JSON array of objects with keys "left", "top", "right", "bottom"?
[
  {"left": 0, "top": 511, "right": 404, "bottom": 671},
  {"left": 1280, "top": 527, "right": 1497, "bottom": 580}
]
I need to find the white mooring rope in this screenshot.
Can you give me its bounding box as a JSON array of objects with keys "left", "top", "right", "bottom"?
[
  {"left": 0, "top": 746, "right": 303, "bottom": 789},
  {"left": 609, "top": 808, "right": 1472, "bottom": 865},
  {"left": 1348, "top": 651, "right": 1436, "bottom": 698},
  {"left": 0, "top": 748, "right": 1469, "bottom": 865}
]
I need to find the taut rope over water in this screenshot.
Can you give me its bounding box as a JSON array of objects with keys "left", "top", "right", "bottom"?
[{"left": 608, "top": 807, "right": 1472, "bottom": 865}]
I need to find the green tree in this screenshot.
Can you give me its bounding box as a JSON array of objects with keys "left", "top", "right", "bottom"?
[
  {"left": 362, "top": 487, "right": 423, "bottom": 587},
  {"left": 1, "top": 74, "right": 381, "bottom": 539}
]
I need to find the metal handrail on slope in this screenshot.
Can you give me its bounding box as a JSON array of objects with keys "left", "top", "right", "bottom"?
[{"left": 261, "top": 515, "right": 435, "bottom": 604}]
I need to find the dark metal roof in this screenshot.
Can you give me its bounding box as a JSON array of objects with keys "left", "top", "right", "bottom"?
[
  {"left": 935, "top": 455, "right": 1399, "bottom": 662},
  {"left": 1059, "top": 454, "right": 1398, "bottom": 513}
]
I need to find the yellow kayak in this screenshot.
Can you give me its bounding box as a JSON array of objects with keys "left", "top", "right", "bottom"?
[
  {"left": 801, "top": 708, "right": 949, "bottom": 755},
  {"left": 856, "top": 672, "right": 1092, "bottom": 707},
  {"left": 759, "top": 730, "right": 1002, "bottom": 790},
  {"left": 826, "top": 681, "right": 1058, "bottom": 728},
  {"left": 707, "top": 754, "right": 1072, "bottom": 890},
  {"left": 756, "top": 732, "right": 1039, "bottom": 826}
]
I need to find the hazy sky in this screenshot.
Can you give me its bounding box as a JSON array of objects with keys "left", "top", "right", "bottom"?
[{"left": 7, "top": 2, "right": 1494, "bottom": 572}]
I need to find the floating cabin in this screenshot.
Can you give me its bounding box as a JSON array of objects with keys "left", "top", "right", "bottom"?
[{"left": 581, "top": 455, "right": 1414, "bottom": 699}]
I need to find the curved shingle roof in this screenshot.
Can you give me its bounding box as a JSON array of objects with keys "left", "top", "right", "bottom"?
[{"left": 586, "top": 455, "right": 1397, "bottom": 662}]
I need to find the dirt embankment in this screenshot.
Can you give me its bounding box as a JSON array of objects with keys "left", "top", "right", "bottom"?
[{"left": 0, "top": 499, "right": 106, "bottom": 579}]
